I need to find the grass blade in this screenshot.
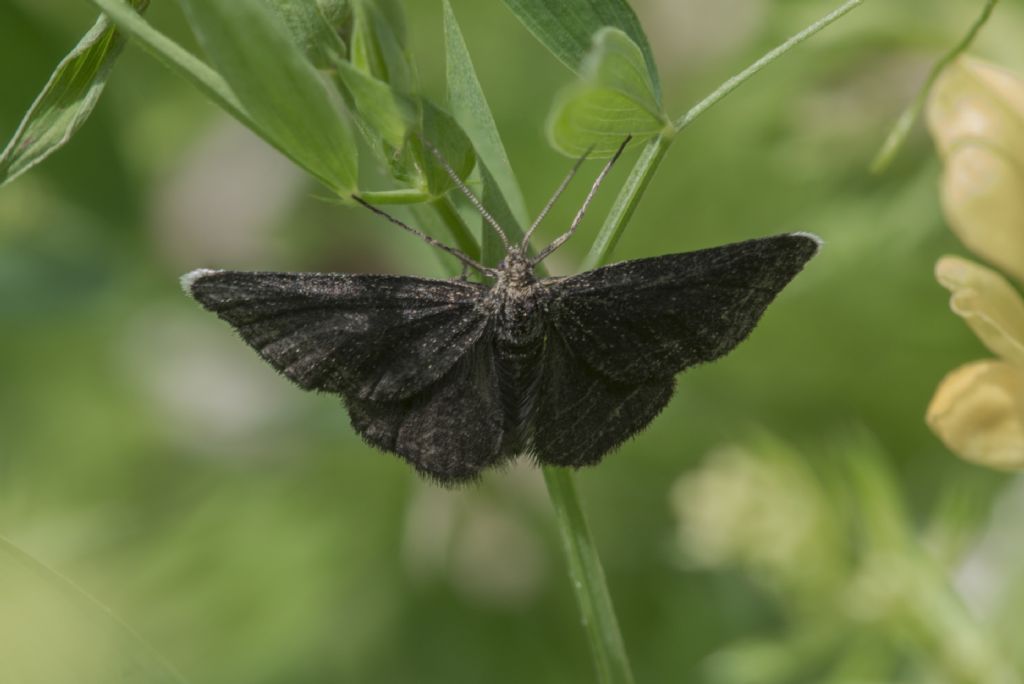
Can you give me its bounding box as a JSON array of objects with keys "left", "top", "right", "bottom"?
[{"left": 443, "top": 0, "right": 530, "bottom": 237}]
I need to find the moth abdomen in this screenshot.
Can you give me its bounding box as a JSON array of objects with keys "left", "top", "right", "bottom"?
[{"left": 495, "top": 337, "right": 546, "bottom": 454}]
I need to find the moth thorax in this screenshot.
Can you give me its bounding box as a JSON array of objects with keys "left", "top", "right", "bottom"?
[
  {"left": 497, "top": 291, "right": 545, "bottom": 345},
  {"left": 497, "top": 250, "right": 536, "bottom": 290}
]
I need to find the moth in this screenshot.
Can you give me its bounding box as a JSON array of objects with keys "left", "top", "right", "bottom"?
[{"left": 183, "top": 138, "right": 819, "bottom": 484}]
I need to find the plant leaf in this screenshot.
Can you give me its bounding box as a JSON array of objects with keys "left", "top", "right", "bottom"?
[
  {"left": 89, "top": 0, "right": 364, "bottom": 193},
  {"left": 265, "top": 0, "right": 350, "bottom": 69},
  {"left": 349, "top": 0, "right": 413, "bottom": 93},
  {"left": 547, "top": 28, "right": 668, "bottom": 156},
  {"left": 0, "top": 0, "right": 149, "bottom": 188},
  {"left": 478, "top": 162, "right": 522, "bottom": 266},
  {"left": 178, "top": 0, "right": 358, "bottom": 195},
  {"left": 408, "top": 101, "right": 475, "bottom": 197},
  {"left": 500, "top": 0, "right": 659, "bottom": 100},
  {"left": 335, "top": 59, "right": 416, "bottom": 150},
  {"left": 87, "top": 0, "right": 254, "bottom": 130},
  {"left": 443, "top": 0, "right": 529, "bottom": 249}
]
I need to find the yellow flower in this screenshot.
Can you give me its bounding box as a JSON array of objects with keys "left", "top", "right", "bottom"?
[
  {"left": 927, "top": 57, "right": 1024, "bottom": 284},
  {"left": 925, "top": 57, "right": 1024, "bottom": 469},
  {"left": 926, "top": 258, "right": 1024, "bottom": 469}
]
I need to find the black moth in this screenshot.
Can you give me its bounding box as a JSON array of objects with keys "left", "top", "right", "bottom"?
[{"left": 183, "top": 138, "right": 819, "bottom": 484}]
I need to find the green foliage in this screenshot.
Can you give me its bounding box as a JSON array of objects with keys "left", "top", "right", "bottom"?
[
  {"left": 499, "top": 0, "right": 660, "bottom": 99},
  {"left": 443, "top": 0, "right": 528, "bottom": 230},
  {"left": 177, "top": 0, "right": 358, "bottom": 195},
  {"left": 86, "top": 0, "right": 254, "bottom": 132},
  {"left": 547, "top": 27, "right": 668, "bottom": 156},
  {"left": 0, "top": 0, "right": 149, "bottom": 188},
  {"left": 442, "top": 0, "right": 528, "bottom": 266},
  {"left": 348, "top": 0, "right": 412, "bottom": 90},
  {"left": 265, "top": 0, "right": 350, "bottom": 70},
  {"left": 335, "top": 59, "right": 415, "bottom": 150}
]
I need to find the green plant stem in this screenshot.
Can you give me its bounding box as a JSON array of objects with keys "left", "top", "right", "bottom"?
[
  {"left": 0, "top": 535, "right": 188, "bottom": 683},
  {"left": 871, "top": 0, "right": 999, "bottom": 172},
  {"left": 584, "top": 0, "right": 863, "bottom": 273},
  {"left": 582, "top": 132, "right": 672, "bottom": 271},
  {"left": 358, "top": 188, "right": 431, "bottom": 204},
  {"left": 542, "top": 467, "right": 635, "bottom": 684},
  {"left": 673, "top": 0, "right": 865, "bottom": 132}
]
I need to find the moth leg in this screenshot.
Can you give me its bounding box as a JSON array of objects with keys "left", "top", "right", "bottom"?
[{"left": 532, "top": 332, "right": 675, "bottom": 468}]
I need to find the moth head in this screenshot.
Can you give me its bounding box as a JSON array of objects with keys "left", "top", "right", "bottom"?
[{"left": 498, "top": 248, "right": 536, "bottom": 286}]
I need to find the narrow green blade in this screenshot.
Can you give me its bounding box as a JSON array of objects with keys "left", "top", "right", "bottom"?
[
  {"left": 443, "top": 0, "right": 529, "bottom": 241},
  {"left": 0, "top": 0, "right": 149, "bottom": 188}
]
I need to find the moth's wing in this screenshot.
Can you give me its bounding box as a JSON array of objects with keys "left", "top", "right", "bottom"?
[
  {"left": 532, "top": 330, "right": 674, "bottom": 468},
  {"left": 544, "top": 233, "right": 819, "bottom": 384},
  {"left": 344, "top": 344, "right": 507, "bottom": 484},
  {"left": 184, "top": 269, "right": 489, "bottom": 401}
]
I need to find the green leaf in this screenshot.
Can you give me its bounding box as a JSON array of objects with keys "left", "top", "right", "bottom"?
[
  {"left": 500, "top": 0, "right": 659, "bottom": 100},
  {"left": 178, "top": 0, "right": 358, "bottom": 195},
  {"left": 349, "top": 0, "right": 413, "bottom": 93},
  {"left": 334, "top": 59, "right": 416, "bottom": 150},
  {"left": 478, "top": 162, "right": 521, "bottom": 266},
  {"left": 89, "top": 0, "right": 357, "bottom": 193},
  {"left": 87, "top": 0, "right": 255, "bottom": 133},
  {"left": 547, "top": 28, "right": 668, "bottom": 156},
  {"left": 265, "top": 0, "right": 350, "bottom": 69},
  {"left": 443, "top": 0, "right": 529, "bottom": 250},
  {"left": 396, "top": 101, "right": 475, "bottom": 198},
  {"left": 0, "top": 0, "right": 149, "bottom": 188}
]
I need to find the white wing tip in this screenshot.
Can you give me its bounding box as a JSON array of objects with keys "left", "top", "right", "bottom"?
[
  {"left": 180, "top": 268, "right": 221, "bottom": 296},
  {"left": 791, "top": 231, "right": 824, "bottom": 249}
]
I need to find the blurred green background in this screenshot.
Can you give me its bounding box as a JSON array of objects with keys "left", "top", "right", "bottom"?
[{"left": 2, "top": 0, "right": 1024, "bottom": 682}]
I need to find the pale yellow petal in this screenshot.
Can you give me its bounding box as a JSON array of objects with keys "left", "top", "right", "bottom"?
[
  {"left": 936, "top": 256, "right": 1024, "bottom": 365},
  {"left": 927, "top": 56, "right": 1024, "bottom": 163},
  {"left": 926, "top": 360, "right": 1024, "bottom": 470},
  {"left": 939, "top": 144, "right": 1024, "bottom": 283}
]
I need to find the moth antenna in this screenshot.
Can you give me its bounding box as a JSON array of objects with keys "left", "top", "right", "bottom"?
[
  {"left": 352, "top": 196, "right": 496, "bottom": 277},
  {"left": 422, "top": 140, "right": 511, "bottom": 251},
  {"left": 519, "top": 145, "right": 593, "bottom": 252},
  {"left": 532, "top": 135, "right": 631, "bottom": 266}
]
